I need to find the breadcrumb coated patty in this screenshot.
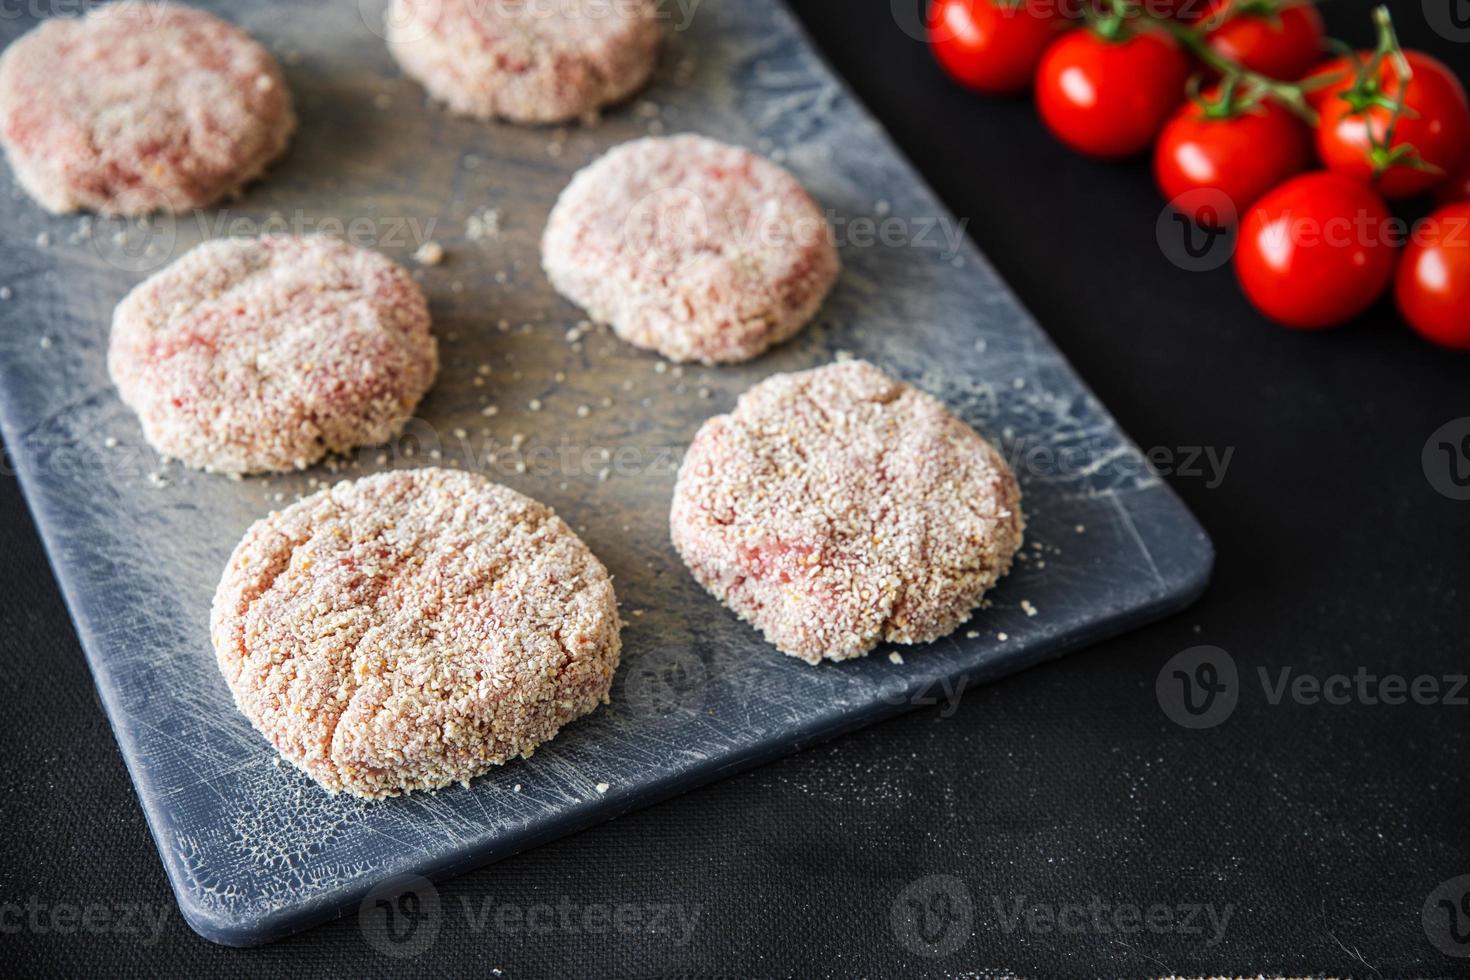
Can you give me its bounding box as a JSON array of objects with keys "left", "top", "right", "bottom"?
[
  {"left": 671, "top": 361, "right": 1024, "bottom": 664},
  {"left": 211, "top": 468, "right": 623, "bottom": 799},
  {"left": 108, "top": 235, "right": 438, "bottom": 475},
  {"left": 543, "top": 134, "right": 840, "bottom": 364},
  {"left": 387, "top": 0, "right": 663, "bottom": 124},
  {"left": 0, "top": 2, "right": 295, "bottom": 215}
]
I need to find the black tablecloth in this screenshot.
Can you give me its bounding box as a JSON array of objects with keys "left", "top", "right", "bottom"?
[{"left": 4, "top": 0, "right": 1468, "bottom": 975}]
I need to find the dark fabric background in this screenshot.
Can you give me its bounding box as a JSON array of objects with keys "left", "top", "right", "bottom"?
[{"left": 3, "top": 0, "right": 1468, "bottom": 976}]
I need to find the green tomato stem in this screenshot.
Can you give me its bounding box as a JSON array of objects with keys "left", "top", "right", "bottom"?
[
  {"left": 1160, "top": 17, "right": 1320, "bottom": 125},
  {"left": 1325, "top": 6, "right": 1439, "bottom": 178},
  {"left": 1085, "top": 0, "right": 1327, "bottom": 124}
]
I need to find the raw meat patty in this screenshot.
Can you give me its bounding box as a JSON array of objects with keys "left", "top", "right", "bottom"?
[
  {"left": 386, "top": 0, "right": 662, "bottom": 124},
  {"left": 108, "top": 235, "right": 437, "bottom": 475},
  {"left": 211, "top": 468, "right": 623, "bottom": 799},
  {"left": 0, "top": 2, "right": 295, "bottom": 215},
  {"left": 542, "top": 134, "right": 841, "bottom": 364},
  {"left": 671, "top": 361, "right": 1024, "bottom": 664}
]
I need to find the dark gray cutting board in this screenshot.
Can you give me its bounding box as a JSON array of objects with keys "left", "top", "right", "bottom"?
[{"left": 0, "top": 0, "right": 1212, "bottom": 946}]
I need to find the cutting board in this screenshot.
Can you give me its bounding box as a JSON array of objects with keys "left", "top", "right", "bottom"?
[{"left": 0, "top": 0, "right": 1212, "bottom": 946}]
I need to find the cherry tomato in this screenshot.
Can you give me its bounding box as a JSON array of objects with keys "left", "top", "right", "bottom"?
[
  {"left": 1396, "top": 202, "right": 1470, "bottom": 350},
  {"left": 1155, "top": 92, "right": 1312, "bottom": 225},
  {"left": 1235, "top": 171, "right": 1397, "bottom": 330},
  {"left": 1035, "top": 24, "right": 1191, "bottom": 158},
  {"left": 1316, "top": 50, "right": 1470, "bottom": 199},
  {"left": 1202, "top": 0, "right": 1326, "bottom": 81},
  {"left": 927, "top": 0, "right": 1064, "bottom": 95},
  {"left": 1433, "top": 150, "right": 1470, "bottom": 206}
]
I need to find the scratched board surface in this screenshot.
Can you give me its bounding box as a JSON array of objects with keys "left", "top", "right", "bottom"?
[{"left": 0, "top": 0, "right": 1211, "bottom": 946}]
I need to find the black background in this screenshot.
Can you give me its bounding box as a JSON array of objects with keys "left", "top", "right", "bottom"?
[{"left": 3, "top": 0, "right": 1469, "bottom": 975}]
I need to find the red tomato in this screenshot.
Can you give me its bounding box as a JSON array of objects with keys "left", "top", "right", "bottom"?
[
  {"left": 1155, "top": 93, "right": 1312, "bottom": 225},
  {"left": 1035, "top": 25, "right": 1191, "bottom": 158},
  {"left": 1396, "top": 202, "right": 1470, "bottom": 349},
  {"left": 1316, "top": 50, "right": 1470, "bottom": 199},
  {"left": 1202, "top": 0, "right": 1326, "bottom": 81},
  {"left": 1235, "top": 171, "right": 1398, "bottom": 330},
  {"left": 927, "top": 0, "right": 1064, "bottom": 95},
  {"left": 1434, "top": 150, "right": 1470, "bottom": 205}
]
